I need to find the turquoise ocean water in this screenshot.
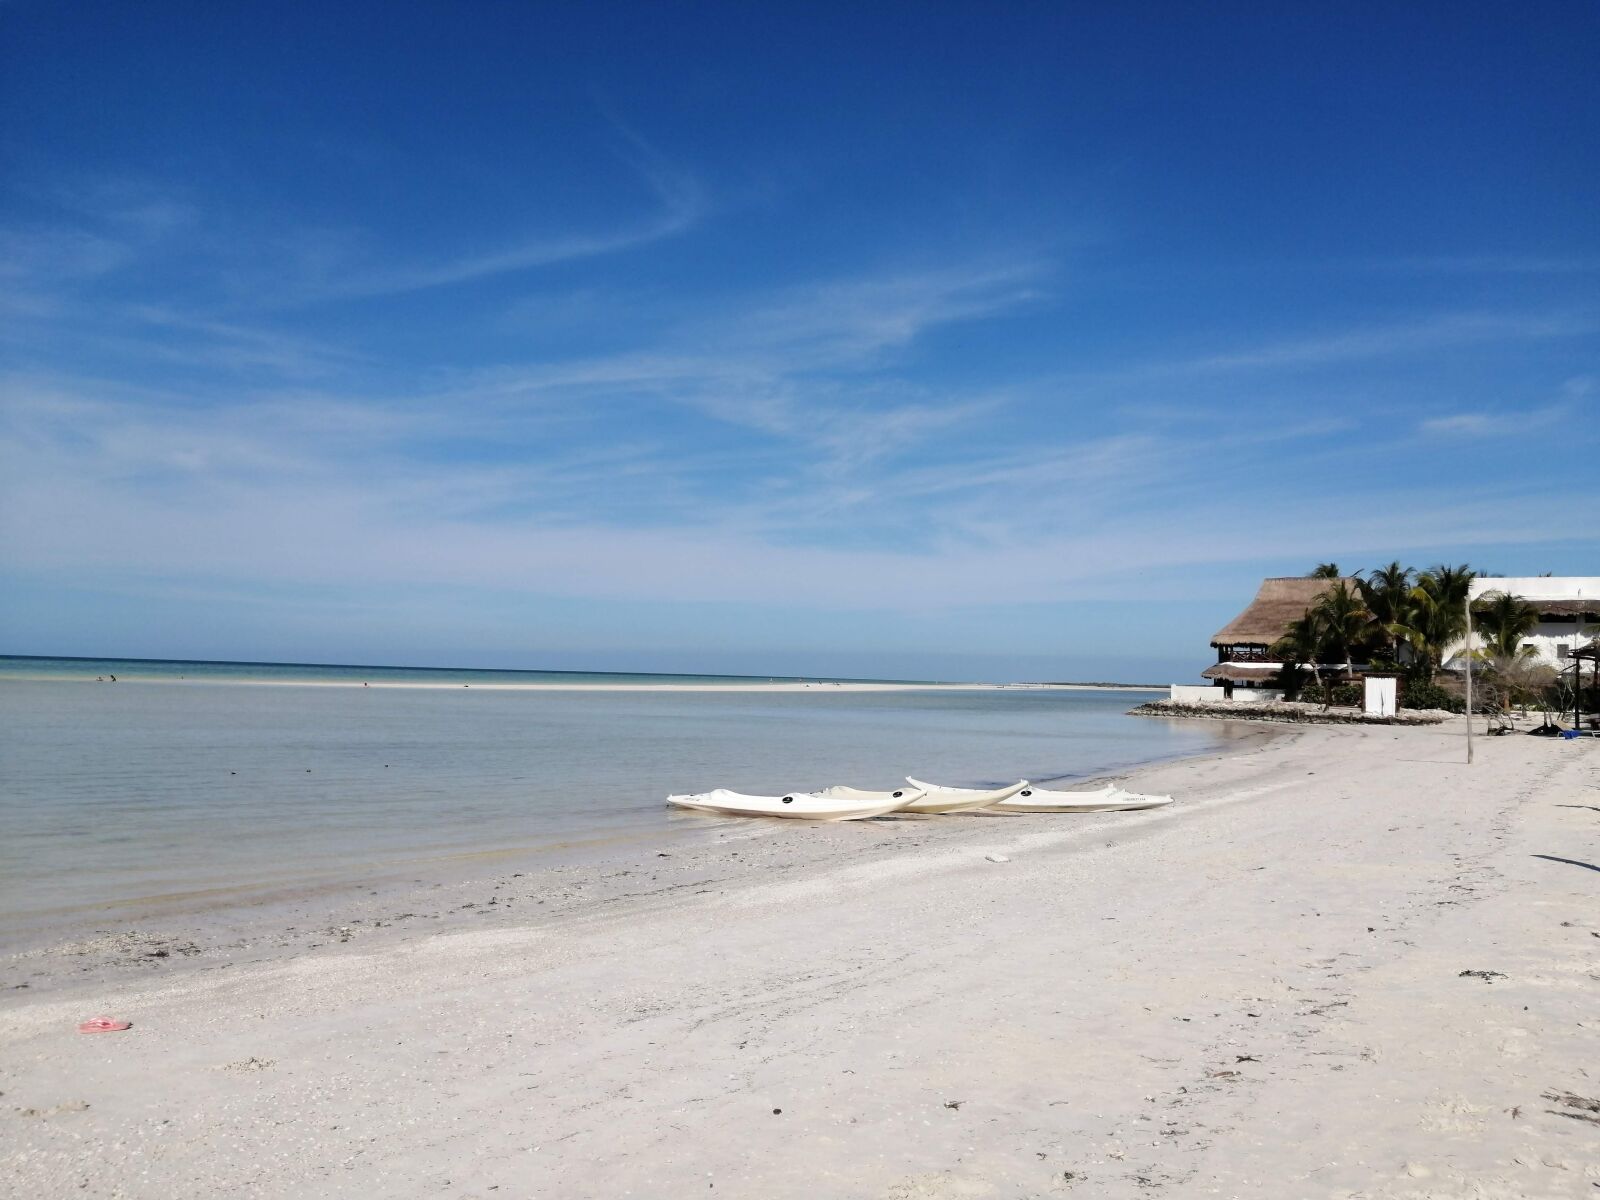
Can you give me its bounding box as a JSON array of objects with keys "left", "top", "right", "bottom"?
[
  {"left": 0, "top": 654, "right": 909, "bottom": 687},
  {"left": 0, "top": 657, "right": 1228, "bottom": 943}
]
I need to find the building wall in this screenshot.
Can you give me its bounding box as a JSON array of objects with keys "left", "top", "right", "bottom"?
[
  {"left": 1446, "top": 622, "right": 1596, "bottom": 669},
  {"left": 1444, "top": 577, "right": 1600, "bottom": 669},
  {"left": 1481, "top": 620, "right": 1595, "bottom": 667},
  {"left": 1171, "top": 684, "right": 1285, "bottom": 705}
]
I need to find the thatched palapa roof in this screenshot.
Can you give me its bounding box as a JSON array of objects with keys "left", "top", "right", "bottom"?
[
  {"left": 1471, "top": 598, "right": 1600, "bottom": 618},
  {"left": 1210, "top": 577, "right": 1356, "bottom": 648},
  {"left": 1201, "top": 663, "right": 1282, "bottom": 682}
]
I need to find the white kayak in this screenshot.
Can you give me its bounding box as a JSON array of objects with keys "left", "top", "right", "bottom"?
[
  {"left": 814, "top": 785, "right": 924, "bottom": 804},
  {"left": 901, "top": 777, "right": 1029, "bottom": 814},
  {"left": 990, "top": 784, "right": 1174, "bottom": 813},
  {"left": 666, "top": 789, "right": 913, "bottom": 821}
]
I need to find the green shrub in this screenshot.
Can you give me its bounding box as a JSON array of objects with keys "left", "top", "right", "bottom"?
[
  {"left": 1399, "top": 681, "right": 1461, "bottom": 712},
  {"left": 1298, "top": 682, "right": 1363, "bottom": 707}
]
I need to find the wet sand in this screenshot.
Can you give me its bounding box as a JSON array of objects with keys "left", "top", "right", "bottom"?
[{"left": 2, "top": 722, "right": 1596, "bottom": 1197}]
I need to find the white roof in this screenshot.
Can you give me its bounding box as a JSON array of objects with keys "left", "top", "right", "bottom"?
[{"left": 1469, "top": 576, "right": 1600, "bottom": 602}]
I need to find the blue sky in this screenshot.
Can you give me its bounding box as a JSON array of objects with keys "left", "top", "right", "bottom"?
[{"left": 1, "top": 2, "right": 1596, "bottom": 681}]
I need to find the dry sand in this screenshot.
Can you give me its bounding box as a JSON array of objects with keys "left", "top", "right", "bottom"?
[{"left": 2, "top": 722, "right": 1596, "bottom": 1198}]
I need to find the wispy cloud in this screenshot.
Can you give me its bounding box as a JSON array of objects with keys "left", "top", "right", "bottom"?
[
  {"left": 0, "top": 178, "right": 200, "bottom": 319},
  {"left": 1417, "top": 404, "right": 1569, "bottom": 438},
  {"left": 2, "top": 170, "right": 1594, "bottom": 633},
  {"left": 1159, "top": 311, "right": 1598, "bottom": 376},
  {"left": 113, "top": 307, "right": 372, "bottom": 378},
  {"left": 1379, "top": 253, "right": 1600, "bottom": 275},
  {"left": 6, "top": 356, "right": 1592, "bottom": 616},
  {"left": 1, "top": 135, "right": 705, "bottom": 315},
  {"left": 0, "top": 225, "right": 131, "bottom": 285},
  {"left": 314, "top": 151, "right": 705, "bottom": 301},
  {"left": 411, "top": 260, "right": 1044, "bottom": 475},
  {"left": 705, "top": 262, "right": 1046, "bottom": 364}
]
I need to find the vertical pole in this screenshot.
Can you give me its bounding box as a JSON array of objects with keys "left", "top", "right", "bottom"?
[
  {"left": 1464, "top": 593, "right": 1474, "bottom": 764},
  {"left": 1578, "top": 654, "right": 1585, "bottom": 734}
]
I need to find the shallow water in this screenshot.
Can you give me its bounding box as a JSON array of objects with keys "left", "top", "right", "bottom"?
[
  {"left": 0, "top": 673, "right": 1228, "bottom": 940},
  {"left": 0, "top": 654, "right": 905, "bottom": 686}
]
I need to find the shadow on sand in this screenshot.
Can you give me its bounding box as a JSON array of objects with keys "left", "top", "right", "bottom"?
[{"left": 1531, "top": 854, "right": 1600, "bottom": 875}]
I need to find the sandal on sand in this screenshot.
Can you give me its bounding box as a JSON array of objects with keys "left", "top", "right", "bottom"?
[{"left": 78, "top": 1017, "right": 132, "bottom": 1034}]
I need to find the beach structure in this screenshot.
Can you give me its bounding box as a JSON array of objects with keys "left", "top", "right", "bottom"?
[
  {"left": 1445, "top": 576, "right": 1600, "bottom": 670},
  {"left": 1567, "top": 642, "right": 1600, "bottom": 733},
  {"left": 1178, "top": 576, "right": 1362, "bottom": 700},
  {"left": 1180, "top": 573, "right": 1599, "bottom": 700}
]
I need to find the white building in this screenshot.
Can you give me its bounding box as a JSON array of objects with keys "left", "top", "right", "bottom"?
[{"left": 1446, "top": 577, "right": 1600, "bottom": 669}]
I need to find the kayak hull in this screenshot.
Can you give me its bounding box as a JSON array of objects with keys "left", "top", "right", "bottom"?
[
  {"left": 991, "top": 785, "right": 1173, "bottom": 813},
  {"left": 900, "top": 777, "right": 1029, "bottom": 814},
  {"left": 666, "top": 789, "right": 910, "bottom": 821},
  {"left": 815, "top": 785, "right": 924, "bottom": 804}
]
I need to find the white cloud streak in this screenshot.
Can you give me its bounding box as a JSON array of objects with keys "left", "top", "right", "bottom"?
[
  {"left": 1, "top": 139, "right": 705, "bottom": 314},
  {"left": 1119, "top": 311, "right": 1598, "bottom": 380},
  {"left": 4, "top": 365, "right": 1593, "bottom": 614},
  {"left": 1380, "top": 254, "right": 1600, "bottom": 275},
  {"left": 3, "top": 186, "right": 1596, "bottom": 626},
  {"left": 1417, "top": 404, "right": 1569, "bottom": 438},
  {"left": 312, "top": 155, "right": 705, "bottom": 301},
  {"left": 404, "top": 260, "right": 1044, "bottom": 478}
]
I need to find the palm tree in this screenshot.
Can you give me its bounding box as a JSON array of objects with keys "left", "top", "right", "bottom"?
[
  {"left": 1473, "top": 590, "right": 1540, "bottom": 662},
  {"left": 1430, "top": 562, "right": 1477, "bottom": 667},
  {"left": 1358, "top": 561, "right": 1414, "bottom": 662},
  {"left": 1469, "top": 591, "right": 1543, "bottom": 716},
  {"left": 1428, "top": 563, "right": 1476, "bottom": 607},
  {"left": 1394, "top": 564, "right": 1476, "bottom": 681},
  {"left": 1272, "top": 611, "right": 1326, "bottom": 701},
  {"left": 1309, "top": 563, "right": 1344, "bottom": 579},
  {"left": 1465, "top": 592, "right": 1542, "bottom": 713},
  {"left": 1310, "top": 581, "right": 1372, "bottom": 706}
]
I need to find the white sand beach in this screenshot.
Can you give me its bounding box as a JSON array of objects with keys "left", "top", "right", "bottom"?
[{"left": 3, "top": 722, "right": 1596, "bottom": 1198}]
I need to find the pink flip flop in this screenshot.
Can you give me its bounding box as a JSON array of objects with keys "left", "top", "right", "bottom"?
[{"left": 78, "top": 1017, "right": 132, "bottom": 1034}]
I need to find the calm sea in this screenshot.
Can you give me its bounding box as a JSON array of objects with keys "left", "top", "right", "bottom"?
[
  {"left": 0, "top": 654, "right": 906, "bottom": 687},
  {"left": 0, "top": 657, "right": 1226, "bottom": 943}
]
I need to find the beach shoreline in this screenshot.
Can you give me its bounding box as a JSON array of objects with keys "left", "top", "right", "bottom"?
[
  {"left": 3, "top": 681, "right": 1228, "bottom": 957},
  {"left": 3, "top": 721, "right": 1595, "bottom": 1197},
  {"left": 1, "top": 718, "right": 1275, "bottom": 977}
]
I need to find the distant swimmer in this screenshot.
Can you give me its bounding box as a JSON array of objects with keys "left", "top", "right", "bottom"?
[{"left": 108, "top": 674, "right": 116, "bottom": 682}]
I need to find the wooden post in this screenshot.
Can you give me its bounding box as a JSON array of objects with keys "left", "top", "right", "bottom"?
[
  {"left": 1465, "top": 593, "right": 1474, "bottom": 764},
  {"left": 1575, "top": 645, "right": 1585, "bottom": 734},
  {"left": 1578, "top": 652, "right": 1585, "bottom": 734}
]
